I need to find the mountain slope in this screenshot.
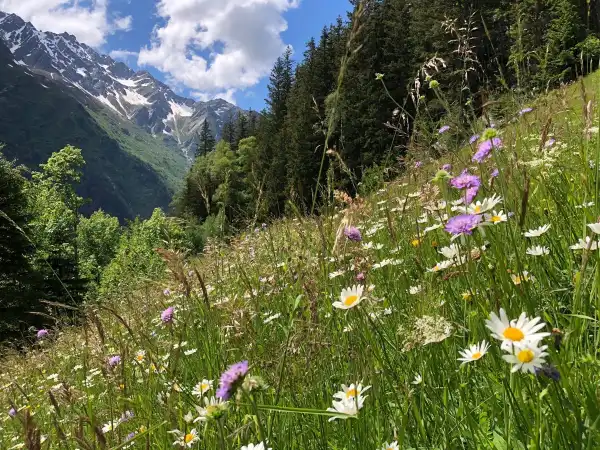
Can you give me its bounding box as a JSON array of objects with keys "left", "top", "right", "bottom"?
[
  {"left": 0, "top": 40, "right": 180, "bottom": 220},
  {"left": 0, "top": 11, "right": 244, "bottom": 155}
]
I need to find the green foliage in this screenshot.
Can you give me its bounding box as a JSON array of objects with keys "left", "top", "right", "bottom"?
[
  {"left": 99, "top": 209, "right": 188, "bottom": 299},
  {"left": 196, "top": 119, "right": 216, "bottom": 158},
  {"left": 77, "top": 210, "right": 121, "bottom": 283}
]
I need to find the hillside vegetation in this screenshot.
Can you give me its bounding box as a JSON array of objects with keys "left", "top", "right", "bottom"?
[{"left": 1, "top": 66, "right": 599, "bottom": 448}]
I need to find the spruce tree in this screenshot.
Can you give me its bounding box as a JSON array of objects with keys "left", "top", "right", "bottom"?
[
  {"left": 196, "top": 120, "right": 216, "bottom": 158},
  {"left": 221, "top": 115, "right": 236, "bottom": 148},
  {"left": 236, "top": 112, "right": 248, "bottom": 144}
]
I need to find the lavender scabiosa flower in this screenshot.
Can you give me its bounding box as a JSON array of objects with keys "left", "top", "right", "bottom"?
[
  {"left": 344, "top": 226, "right": 362, "bottom": 242},
  {"left": 469, "top": 134, "right": 480, "bottom": 145},
  {"left": 438, "top": 125, "right": 450, "bottom": 134},
  {"left": 108, "top": 355, "right": 121, "bottom": 368},
  {"left": 161, "top": 307, "right": 174, "bottom": 325},
  {"left": 519, "top": 107, "right": 533, "bottom": 116},
  {"left": 216, "top": 360, "right": 249, "bottom": 400},
  {"left": 473, "top": 137, "right": 503, "bottom": 163},
  {"left": 37, "top": 329, "right": 49, "bottom": 340},
  {"left": 8, "top": 408, "right": 16, "bottom": 418},
  {"left": 450, "top": 170, "right": 481, "bottom": 203},
  {"left": 445, "top": 214, "right": 482, "bottom": 236}
]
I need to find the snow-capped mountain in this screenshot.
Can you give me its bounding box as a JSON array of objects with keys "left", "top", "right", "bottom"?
[{"left": 0, "top": 11, "right": 243, "bottom": 156}]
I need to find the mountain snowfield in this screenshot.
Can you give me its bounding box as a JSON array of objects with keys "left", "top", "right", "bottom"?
[{"left": 0, "top": 11, "right": 244, "bottom": 157}]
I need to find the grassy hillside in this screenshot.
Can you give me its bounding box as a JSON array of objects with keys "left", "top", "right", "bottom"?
[
  {"left": 1, "top": 71, "right": 599, "bottom": 449},
  {"left": 0, "top": 42, "right": 186, "bottom": 220}
]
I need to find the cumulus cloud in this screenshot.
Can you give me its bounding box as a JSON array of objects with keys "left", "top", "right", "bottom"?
[
  {"left": 0, "top": 0, "right": 130, "bottom": 47},
  {"left": 191, "top": 88, "right": 237, "bottom": 105},
  {"left": 114, "top": 15, "right": 132, "bottom": 31},
  {"left": 109, "top": 49, "right": 138, "bottom": 61},
  {"left": 138, "top": 0, "right": 299, "bottom": 96}
]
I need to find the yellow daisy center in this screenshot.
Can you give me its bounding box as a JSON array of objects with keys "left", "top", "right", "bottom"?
[
  {"left": 462, "top": 292, "right": 472, "bottom": 301},
  {"left": 503, "top": 327, "right": 525, "bottom": 341},
  {"left": 184, "top": 433, "right": 195, "bottom": 443},
  {"left": 411, "top": 239, "right": 421, "bottom": 247},
  {"left": 513, "top": 276, "right": 522, "bottom": 284},
  {"left": 201, "top": 383, "right": 209, "bottom": 391},
  {"left": 136, "top": 354, "right": 144, "bottom": 361},
  {"left": 517, "top": 349, "right": 535, "bottom": 363},
  {"left": 471, "top": 352, "right": 482, "bottom": 360},
  {"left": 491, "top": 215, "right": 502, "bottom": 223},
  {"left": 474, "top": 205, "right": 482, "bottom": 213},
  {"left": 344, "top": 295, "right": 359, "bottom": 307},
  {"left": 346, "top": 388, "right": 357, "bottom": 398}
]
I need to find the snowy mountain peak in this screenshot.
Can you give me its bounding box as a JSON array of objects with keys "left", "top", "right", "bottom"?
[{"left": 0, "top": 10, "right": 244, "bottom": 156}]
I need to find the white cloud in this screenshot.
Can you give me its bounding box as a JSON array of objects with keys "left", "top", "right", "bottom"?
[
  {"left": 191, "top": 88, "right": 237, "bottom": 105},
  {"left": 0, "top": 0, "right": 130, "bottom": 47},
  {"left": 109, "top": 49, "right": 138, "bottom": 60},
  {"left": 114, "top": 15, "right": 132, "bottom": 31},
  {"left": 138, "top": 0, "right": 299, "bottom": 97}
]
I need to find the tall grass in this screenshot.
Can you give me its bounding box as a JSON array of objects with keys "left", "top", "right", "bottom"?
[{"left": 3, "top": 14, "right": 600, "bottom": 450}]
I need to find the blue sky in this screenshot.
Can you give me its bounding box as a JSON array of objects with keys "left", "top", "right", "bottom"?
[{"left": 0, "top": 0, "right": 350, "bottom": 109}]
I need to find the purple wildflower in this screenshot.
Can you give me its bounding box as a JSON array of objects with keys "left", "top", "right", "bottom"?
[
  {"left": 472, "top": 137, "right": 503, "bottom": 163},
  {"left": 8, "top": 408, "right": 16, "bottom": 418},
  {"left": 36, "top": 329, "right": 49, "bottom": 340},
  {"left": 445, "top": 214, "right": 482, "bottom": 236},
  {"left": 163, "top": 288, "right": 171, "bottom": 296},
  {"left": 120, "top": 411, "right": 134, "bottom": 423},
  {"left": 216, "top": 360, "right": 249, "bottom": 400},
  {"left": 108, "top": 355, "right": 121, "bottom": 368},
  {"left": 442, "top": 163, "right": 452, "bottom": 172},
  {"left": 344, "top": 226, "right": 362, "bottom": 242},
  {"left": 491, "top": 168, "right": 499, "bottom": 178},
  {"left": 414, "top": 161, "right": 423, "bottom": 169},
  {"left": 356, "top": 272, "right": 365, "bottom": 282},
  {"left": 125, "top": 432, "right": 136, "bottom": 442},
  {"left": 161, "top": 307, "right": 174, "bottom": 325},
  {"left": 519, "top": 107, "right": 533, "bottom": 116},
  {"left": 545, "top": 138, "right": 556, "bottom": 148},
  {"left": 534, "top": 364, "right": 560, "bottom": 381},
  {"left": 438, "top": 125, "right": 450, "bottom": 134},
  {"left": 469, "top": 134, "right": 480, "bottom": 145},
  {"left": 450, "top": 170, "right": 481, "bottom": 190}
]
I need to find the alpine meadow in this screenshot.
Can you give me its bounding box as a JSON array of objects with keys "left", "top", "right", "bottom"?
[{"left": 2, "top": 0, "right": 600, "bottom": 449}]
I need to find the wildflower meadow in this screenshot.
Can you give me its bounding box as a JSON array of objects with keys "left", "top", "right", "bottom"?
[{"left": 2, "top": 56, "right": 600, "bottom": 450}]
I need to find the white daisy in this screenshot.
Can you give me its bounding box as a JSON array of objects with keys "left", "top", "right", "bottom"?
[
  {"left": 511, "top": 271, "right": 535, "bottom": 285},
  {"left": 423, "top": 223, "right": 443, "bottom": 234},
  {"left": 484, "top": 210, "right": 507, "bottom": 225},
  {"left": 526, "top": 245, "right": 550, "bottom": 256},
  {"left": 457, "top": 340, "right": 490, "bottom": 365},
  {"left": 332, "top": 383, "right": 371, "bottom": 401},
  {"left": 194, "top": 396, "right": 228, "bottom": 422},
  {"left": 169, "top": 429, "right": 199, "bottom": 448},
  {"left": 327, "top": 396, "right": 366, "bottom": 421},
  {"left": 438, "top": 244, "right": 461, "bottom": 260},
  {"left": 411, "top": 373, "right": 423, "bottom": 385},
  {"left": 241, "top": 443, "right": 271, "bottom": 450},
  {"left": 456, "top": 194, "right": 503, "bottom": 214},
  {"left": 588, "top": 223, "right": 600, "bottom": 234},
  {"left": 523, "top": 224, "right": 551, "bottom": 237},
  {"left": 409, "top": 285, "right": 422, "bottom": 295},
  {"left": 328, "top": 270, "right": 346, "bottom": 279},
  {"left": 570, "top": 236, "right": 599, "bottom": 251},
  {"left": 333, "top": 285, "right": 364, "bottom": 310},
  {"left": 380, "top": 442, "right": 399, "bottom": 450},
  {"left": 485, "top": 309, "right": 550, "bottom": 351},
  {"left": 427, "top": 259, "right": 455, "bottom": 272},
  {"left": 502, "top": 342, "right": 548, "bottom": 373},
  {"left": 192, "top": 379, "right": 213, "bottom": 397}
]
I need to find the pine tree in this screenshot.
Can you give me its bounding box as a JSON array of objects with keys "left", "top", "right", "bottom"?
[
  {"left": 196, "top": 120, "right": 216, "bottom": 158},
  {"left": 221, "top": 115, "right": 236, "bottom": 148},
  {"left": 236, "top": 112, "right": 248, "bottom": 144},
  {"left": 248, "top": 109, "right": 258, "bottom": 136}
]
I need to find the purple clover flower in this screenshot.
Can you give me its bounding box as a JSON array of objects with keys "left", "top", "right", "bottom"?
[
  {"left": 472, "top": 137, "right": 503, "bottom": 163},
  {"left": 108, "top": 355, "right": 121, "bottom": 368},
  {"left": 519, "top": 107, "right": 533, "bottom": 116},
  {"left": 216, "top": 360, "right": 249, "bottom": 400},
  {"left": 469, "top": 134, "right": 480, "bottom": 145},
  {"left": 438, "top": 125, "right": 450, "bottom": 134},
  {"left": 445, "top": 214, "right": 482, "bottom": 236},
  {"left": 8, "top": 408, "right": 16, "bottom": 418},
  {"left": 344, "top": 226, "right": 362, "bottom": 242},
  {"left": 161, "top": 307, "right": 174, "bottom": 325},
  {"left": 442, "top": 163, "right": 452, "bottom": 172},
  {"left": 36, "top": 329, "right": 49, "bottom": 340}
]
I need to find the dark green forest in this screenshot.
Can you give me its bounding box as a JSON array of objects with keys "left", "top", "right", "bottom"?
[{"left": 2, "top": 0, "right": 600, "bottom": 342}]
